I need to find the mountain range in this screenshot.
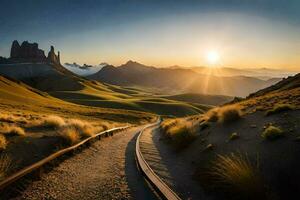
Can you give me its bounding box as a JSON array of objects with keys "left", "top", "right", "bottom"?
[
  {"left": 64, "top": 62, "right": 107, "bottom": 76},
  {"left": 88, "top": 61, "right": 282, "bottom": 97}
]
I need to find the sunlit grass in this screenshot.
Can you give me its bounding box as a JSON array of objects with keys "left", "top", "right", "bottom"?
[
  {"left": 59, "top": 126, "right": 80, "bottom": 145},
  {"left": 0, "top": 154, "right": 12, "bottom": 181},
  {"left": 261, "top": 125, "right": 284, "bottom": 140},
  {"left": 209, "top": 153, "right": 265, "bottom": 198},
  {"left": 161, "top": 118, "right": 198, "bottom": 149},
  {"left": 218, "top": 105, "right": 242, "bottom": 123},
  {"left": 28, "top": 115, "right": 66, "bottom": 129},
  {"left": 66, "top": 119, "right": 97, "bottom": 138},
  {"left": 265, "top": 104, "right": 295, "bottom": 116},
  {"left": 0, "top": 124, "right": 26, "bottom": 136},
  {"left": 204, "top": 105, "right": 242, "bottom": 124},
  {"left": 0, "top": 134, "right": 8, "bottom": 151}
]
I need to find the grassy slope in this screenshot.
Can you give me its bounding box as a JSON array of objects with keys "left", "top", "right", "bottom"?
[
  {"left": 160, "top": 74, "right": 300, "bottom": 199},
  {"left": 161, "top": 93, "right": 233, "bottom": 106},
  {"left": 0, "top": 75, "right": 155, "bottom": 124},
  {"left": 0, "top": 63, "right": 219, "bottom": 117},
  {"left": 49, "top": 79, "right": 213, "bottom": 117}
]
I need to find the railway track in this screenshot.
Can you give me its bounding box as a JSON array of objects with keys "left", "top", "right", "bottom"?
[
  {"left": 135, "top": 120, "right": 181, "bottom": 200},
  {"left": 0, "top": 119, "right": 182, "bottom": 200}
]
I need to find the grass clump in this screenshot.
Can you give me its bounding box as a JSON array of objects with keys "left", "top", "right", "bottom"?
[
  {"left": 59, "top": 127, "right": 80, "bottom": 145},
  {"left": 161, "top": 119, "right": 197, "bottom": 149},
  {"left": 261, "top": 125, "right": 284, "bottom": 140},
  {"left": 265, "top": 104, "right": 295, "bottom": 116},
  {"left": 204, "top": 105, "right": 242, "bottom": 124},
  {"left": 37, "top": 115, "right": 66, "bottom": 129},
  {"left": 1, "top": 124, "right": 25, "bottom": 136},
  {"left": 0, "top": 154, "right": 12, "bottom": 181},
  {"left": 209, "top": 153, "right": 264, "bottom": 198},
  {"left": 66, "top": 119, "right": 97, "bottom": 138},
  {"left": 218, "top": 105, "right": 242, "bottom": 124},
  {"left": 206, "top": 108, "right": 219, "bottom": 122},
  {"left": 0, "top": 135, "right": 7, "bottom": 151}
]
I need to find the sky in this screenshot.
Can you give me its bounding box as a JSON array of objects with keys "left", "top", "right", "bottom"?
[{"left": 0, "top": 0, "right": 300, "bottom": 70}]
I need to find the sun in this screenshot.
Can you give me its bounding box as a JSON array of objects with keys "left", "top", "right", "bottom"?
[{"left": 206, "top": 50, "right": 220, "bottom": 66}]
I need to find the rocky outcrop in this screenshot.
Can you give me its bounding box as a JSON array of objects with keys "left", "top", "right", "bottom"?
[
  {"left": 8, "top": 40, "right": 61, "bottom": 65},
  {"left": 47, "top": 46, "right": 60, "bottom": 64},
  {"left": 10, "top": 40, "right": 46, "bottom": 62}
]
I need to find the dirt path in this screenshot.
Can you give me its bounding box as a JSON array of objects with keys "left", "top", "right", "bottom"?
[
  {"left": 139, "top": 126, "right": 212, "bottom": 200},
  {"left": 16, "top": 127, "right": 158, "bottom": 200}
]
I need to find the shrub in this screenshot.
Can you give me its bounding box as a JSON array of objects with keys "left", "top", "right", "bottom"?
[
  {"left": 218, "top": 105, "right": 242, "bottom": 124},
  {"left": 59, "top": 127, "right": 80, "bottom": 145},
  {"left": 265, "top": 104, "right": 295, "bottom": 116},
  {"left": 261, "top": 125, "right": 284, "bottom": 140},
  {"left": 0, "top": 135, "right": 7, "bottom": 151},
  {"left": 209, "top": 153, "right": 264, "bottom": 198},
  {"left": 0, "top": 154, "right": 12, "bottom": 181}
]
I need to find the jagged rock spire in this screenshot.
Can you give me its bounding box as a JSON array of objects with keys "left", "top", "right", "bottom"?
[
  {"left": 9, "top": 40, "right": 61, "bottom": 64},
  {"left": 10, "top": 40, "right": 21, "bottom": 58},
  {"left": 10, "top": 40, "right": 46, "bottom": 61},
  {"left": 47, "top": 45, "right": 61, "bottom": 64}
]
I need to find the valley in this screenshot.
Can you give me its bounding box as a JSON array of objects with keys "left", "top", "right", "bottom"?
[{"left": 0, "top": 2, "right": 299, "bottom": 198}]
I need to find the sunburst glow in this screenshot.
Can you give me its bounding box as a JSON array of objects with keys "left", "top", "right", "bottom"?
[{"left": 206, "top": 51, "right": 220, "bottom": 66}]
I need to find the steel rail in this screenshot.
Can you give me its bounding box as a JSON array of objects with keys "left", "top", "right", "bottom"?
[
  {"left": 0, "top": 125, "right": 130, "bottom": 192},
  {"left": 135, "top": 121, "right": 181, "bottom": 200}
]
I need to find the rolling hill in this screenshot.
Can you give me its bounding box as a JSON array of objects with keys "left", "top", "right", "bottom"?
[
  {"left": 2, "top": 51, "right": 212, "bottom": 117},
  {"left": 88, "top": 61, "right": 281, "bottom": 97},
  {"left": 185, "top": 66, "right": 296, "bottom": 79},
  {"left": 0, "top": 75, "right": 155, "bottom": 124},
  {"left": 0, "top": 41, "right": 232, "bottom": 117}
]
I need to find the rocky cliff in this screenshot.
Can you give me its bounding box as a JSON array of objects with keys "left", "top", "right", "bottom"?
[
  {"left": 10, "top": 40, "right": 46, "bottom": 62},
  {"left": 7, "top": 40, "right": 60, "bottom": 64}
]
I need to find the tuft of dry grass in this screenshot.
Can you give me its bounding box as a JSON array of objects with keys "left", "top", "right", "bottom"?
[
  {"left": 206, "top": 108, "right": 219, "bottom": 122},
  {"left": 1, "top": 124, "right": 26, "bottom": 136},
  {"left": 265, "top": 104, "right": 295, "bottom": 116},
  {"left": 209, "top": 153, "right": 265, "bottom": 198},
  {"left": 218, "top": 105, "right": 242, "bottom": 124},
  {"left": 59, "top": 127, "right": 80, "bottom": 145},
  {"left": 204, "top": 105, "right": 242, "bottom": 124},
  {"left": 261, "top": 125, "right": 284, "bottom": 140},
  {"left": 30, "top": 115, "right": 66, "bottom": 129},
  {"left": 0, "top": 113, "right": 28, "bottom": 124},
  {"left": 66, "top": 119, "right": 96, "bottom": 138},
  {"left": 0, "top": 154, "right": 12, "bottom": 181},
  {"left": 0, "top": 134, "right": 8, "bottom": 151},
  {"left": 161, "top": 118, "right": 197, "bottom": 149}
]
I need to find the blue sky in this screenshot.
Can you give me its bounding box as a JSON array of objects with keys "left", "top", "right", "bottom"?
[{"left": 0, "top": 0, "right": 300, "bottom": 69}]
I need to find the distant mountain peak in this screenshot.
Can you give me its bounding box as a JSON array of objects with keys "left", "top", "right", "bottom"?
[{"left": 125, "top": 60, "right": 138, "bottom": 65}]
